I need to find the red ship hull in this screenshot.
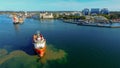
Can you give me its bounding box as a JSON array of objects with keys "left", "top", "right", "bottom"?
[
  {"left": 34, "top": 45, "right": 46, "bottom": 57},
  {"left": 33, "top": 33, "right": 46, "bottom": 58}
]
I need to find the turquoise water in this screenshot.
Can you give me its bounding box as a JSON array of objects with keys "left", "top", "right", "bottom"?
[{"left": 0, "top": 14, "right": 120, "bottom": 68}]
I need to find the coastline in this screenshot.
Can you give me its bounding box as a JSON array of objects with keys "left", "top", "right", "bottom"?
[
  {"left": 62, "top": 19, "right": 120, "bottom": 28},
  {"left": 77, "top": 24, "right": 120, "bottom": 28}
]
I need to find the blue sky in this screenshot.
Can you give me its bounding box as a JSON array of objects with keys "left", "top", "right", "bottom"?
[{"left": 0, "top": 0, "right": 119, "bottom": 11}]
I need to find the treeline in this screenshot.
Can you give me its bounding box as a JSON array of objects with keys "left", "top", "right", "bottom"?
[
  {"left": 59, "top": 15, "right": 86, "bottom": 20},
  {"left": 59, "top": 14, "right": 120, "bottom": 20},
  {"left": 101, "top": 13, "right": 120, "bottom": 19}
]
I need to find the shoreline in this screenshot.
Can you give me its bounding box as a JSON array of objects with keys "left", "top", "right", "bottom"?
[
  {"left": 62, "top": 19, "right": 120, "bottom": 28},
  {"left": 77, "top": 24, "right": 120, "bottom": 28}
]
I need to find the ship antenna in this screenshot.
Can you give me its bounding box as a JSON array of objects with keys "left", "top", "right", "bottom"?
[{"left": 36, "top": 31, "right": 40, "bottom": 36}]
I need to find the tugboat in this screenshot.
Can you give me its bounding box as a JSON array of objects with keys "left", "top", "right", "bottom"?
[
  {"left": 33, "top": 31, "right": 46, "bottom": 58},
  {"left": 12, "top": 14, "right": 25, "bottom": 24},
  {"left": 13, "top": 15, "right": 19, "bottom": 24}
]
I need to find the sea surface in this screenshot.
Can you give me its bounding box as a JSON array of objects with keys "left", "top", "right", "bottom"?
[{"left": 0, "top": 14, "right": 120, "bottom": 68}]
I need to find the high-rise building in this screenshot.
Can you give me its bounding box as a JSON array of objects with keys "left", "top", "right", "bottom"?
[
  {"left": 90, "top": 8, "right": 100, "bottom": 15},
  {"left": 82, "top": 8, "right": 89, "bottom": 15},
  {"left": 100, "top": 8, "right": 109, "bottom": 15}
]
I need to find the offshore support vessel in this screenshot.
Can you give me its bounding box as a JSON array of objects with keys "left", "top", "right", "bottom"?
[{"left": 33, "top": 31, "right": 46, "bottom": 57}]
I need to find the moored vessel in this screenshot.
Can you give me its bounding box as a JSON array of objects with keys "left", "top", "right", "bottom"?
[
  {"left": 13, "top": 15, "right": 19, "bottom": 24},
  {"left": 33, "top": 31, "right": 46, "bottom": 57},
  {"left": 12, "top": 14, "right": 25, "bottom": 24}
]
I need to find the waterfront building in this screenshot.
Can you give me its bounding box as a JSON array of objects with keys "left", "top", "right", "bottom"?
[
  {"left": 100, "top": 8, "right": 109, "bottom": 15},
  {"left": 93, "top": 16, "right": 109, "bottom": 23},
  {"left": 82, "top": 8, "right": 89, "bottom": 15},
  {"left": 40, "top": 12, "right": 54, "bottom": 19},
  {"left": 71, "top": 11, "right": 82, "bottom": 16},
  {"left": 63, "top": 12, "right": 71, "bottom": 16},
  {"left": 90, "top": 8, "right": 100, "bottom": 15}
]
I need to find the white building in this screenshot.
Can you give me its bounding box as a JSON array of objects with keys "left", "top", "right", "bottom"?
[
  {"left": 40, "top": 12, "right": 54, "bottom": 19},
  {"left": 71, "top": 12, "right": 82, "bottom": 16}
]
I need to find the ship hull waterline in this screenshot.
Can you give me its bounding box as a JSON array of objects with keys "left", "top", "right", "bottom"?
[
  {"left": 33, "top": 34, "right": 46, "bottom": 58},
  {"left": 34, "top": 41, "right": 46, "bottom": 57}
]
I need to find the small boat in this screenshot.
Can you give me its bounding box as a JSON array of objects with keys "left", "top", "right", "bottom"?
[
  {"left": 33, "top": 31, "right": 46, "bottom": 58},
  {"left": 19, "top": 17, "right": 24, "bottom": 24}
]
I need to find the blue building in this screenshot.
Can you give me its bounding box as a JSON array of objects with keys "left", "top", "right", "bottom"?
[
  {"left": 90, "top": 8, "right": 100, "bottom": 15},
  {"left": 100, "top": 8, "right": 109, "bottom": 15},
  {"left": 82, "top": 8, "right": 89, "bottom": 15}
]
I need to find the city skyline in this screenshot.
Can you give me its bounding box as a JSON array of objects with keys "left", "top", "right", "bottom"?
[{"left": 0, "top": 0, "right": 119, "bottom": 11}]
